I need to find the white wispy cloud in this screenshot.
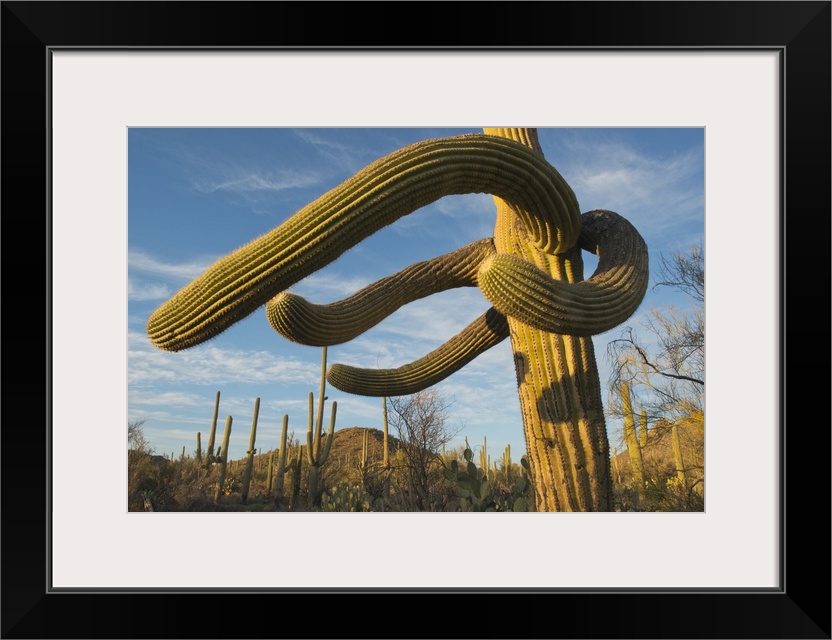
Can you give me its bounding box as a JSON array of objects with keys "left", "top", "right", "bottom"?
[
  {"left": 127, "top": 331, "right": 320, "bottom": 387},
  {"left": 128, "top": 249, "right": 214, "bottom": 281},
  {"left": 191, "top": 169, "right": 322, "bottom": 195},
  {"left": 550, "top": 136, "right": 704, "bottom": 235},
  {"left": 293, "top": 129, "right": 381, "bottom": 176},
  {"left": 292, "top": 271, "right": 374, "bottom": 300},
  {"left": 127, "top": 280, "right": 172, "bottom": 302}
]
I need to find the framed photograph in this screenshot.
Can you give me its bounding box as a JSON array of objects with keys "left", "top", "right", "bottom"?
[{"left": 4, "top": 2, "right": 829, "bottom": 638}]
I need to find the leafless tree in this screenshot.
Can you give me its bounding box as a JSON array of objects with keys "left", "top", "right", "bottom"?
[{"left": 387, "top": 388, "right": 462, "bottom": 511}]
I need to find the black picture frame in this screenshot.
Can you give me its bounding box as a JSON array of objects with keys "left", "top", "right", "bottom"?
[{"left": 3, "top": 2, "right": 829, "bottom": 638}]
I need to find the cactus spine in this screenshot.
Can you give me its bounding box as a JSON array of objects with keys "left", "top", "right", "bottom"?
[
  {"left": 241, "top": 397, "right": 260, "bottom": 504},
  {"left": 214, "top": 416, "right": 233, "bottom": 503},
  {"left": 306, "top": 347, "right": 337, "bottom": 509}
]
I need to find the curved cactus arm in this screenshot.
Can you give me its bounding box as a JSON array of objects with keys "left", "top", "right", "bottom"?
[
  {"left": 477, "top": 209, "right": 649, "bottom": 336},
  {"left": 326, "top": 307, "right": 509, "bottom": 397},
  {"left": 265, "top": 238, "right": 496, "bottom": 346},
  {"left": 147, "top": 134, "right": 581, "bottom": 352}
]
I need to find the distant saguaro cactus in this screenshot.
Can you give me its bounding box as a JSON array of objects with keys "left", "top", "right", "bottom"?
[
  {"left": 214, "top": 416, "right": 233, "bottom": 504},
  {"left": 240, "top": 397, "right": 260, "bottom": 505},
  {"left": 621, "top": 381, "right": 646, "bottom": 499},
  {"left": 205, "top": 391, "right": 221, "bottom": 466},
  {"left": 147, "top": 129, "right": 648, "bottom": 511},
  {"left": 306, "top": 347, "right": 337, "bottom": 509}
]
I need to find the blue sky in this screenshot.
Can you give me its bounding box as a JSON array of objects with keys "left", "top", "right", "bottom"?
[{"left": 128, "top": 127, "right": 704, "bottom": 463}]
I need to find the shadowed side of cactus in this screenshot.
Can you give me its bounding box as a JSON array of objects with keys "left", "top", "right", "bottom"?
[{"left": 483, "top": 128, "right": 641, "bottom": 511}]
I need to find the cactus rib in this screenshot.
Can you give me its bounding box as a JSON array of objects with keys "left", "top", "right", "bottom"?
[
  {"left": 326, "top": 307, "right": 509, "bottom": 396},
  {"left": 477, "top": 209, "right": 649, "bottom": 336},
  {"left": 147, "top": 135, "right": 581, "bottom": 352},
  {"left": 265, "top": 238, "right": 496, "bottom": 346}
]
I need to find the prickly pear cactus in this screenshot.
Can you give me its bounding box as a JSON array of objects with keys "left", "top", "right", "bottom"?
[
  {"left": 443, "top": 448, "right": 533, "bottom": 512},
  {"left": 321, "top": 484, "right": 373, "bottom": 512},
  {"left": 147, "top": 128, "right": 648, "bottom": 511}
]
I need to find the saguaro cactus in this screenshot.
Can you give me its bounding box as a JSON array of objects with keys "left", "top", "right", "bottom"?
[
  {"left": 621, "top": 381, "right": 646, "bottom": 498},
  {"left": 214, "top": 416, "right": 233, "bottom": 504},
  {"left": 240, "top": 397, "right": 260, "bottom": 504},
  {"left": 273, "top": 414, "right": 290, "bottom": 506},
  {"left": 205, "top": 391, "right": 221, "bottom": 466},
  {"left": 306, "top": 347, "right": 337, "bottom": 509},
  {"left": 147, "top": 129, "right": 648, "bottom": 511}
]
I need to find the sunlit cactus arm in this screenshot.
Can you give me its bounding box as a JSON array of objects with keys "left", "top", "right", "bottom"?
[
  {"left": 477, "top": 209, "right": 649, "bottom": 336},
  {"left": 265, "top": 238, "right": 496, "bottom": 346},
  {"left": 147, "top": 134, "right": 581, "bottom": 352},
  {"left": 326, "top": 307, "right": 509, "bottom": 397}
]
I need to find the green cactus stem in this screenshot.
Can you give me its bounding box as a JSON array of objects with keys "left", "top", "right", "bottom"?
[
  {"left": 671, "top": 423, "right": 688, "bottom": 491},
  {"left": 502, "top": 444, "right": 513, "bottom": 485},
  {"left": 274, "top": 414, "right": 290, "bottom": 505},
  {"left": 266, "top": 239, "right": 495, "bottom": 346},
  {"left": 195, "top": 431, "right": 202, "bottom": 464},
  {"left": 476, "top": 210, "right": 648, "bottom": 337},
  {"left": 622, "top": 381, "right": 646, "bottom": 498},
  {"left": 639, "top": 410, "right": 648, "bottom": 449},
  {"left": 289, "top": 446, "right": 303, "bottom": 510},
  {"left": 327, "top": 307, "right": 509, "bottom": 397},
  {"left": 205, "top": 391, "right": 220, "bottom": 465},
  {"left": 214, "top": 416, "right": 233, "bottom": 504},
  {"left": 147, "top": 135, "right": 581, "bottom": 352},
  {"left": 306, "top": 347, "right": 337, "bottom": 509},
  {"left": 241, "top": 397, "right": 260, "bottom": 504},
  {"left": 479, "top": 436, "right": 488, "bottom": 481},
  {"left": 266, "top": 450, "right": 275, "bottom": 495}
]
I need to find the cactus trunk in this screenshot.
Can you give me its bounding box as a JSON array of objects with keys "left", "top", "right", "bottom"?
[{"left": 487, "top": 128, "right": 613, "bottom": 512}]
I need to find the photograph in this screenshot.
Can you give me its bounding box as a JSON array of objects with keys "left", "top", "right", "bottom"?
[{"left": 128, "top": 126, "right": 705, "bottom": 514}]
